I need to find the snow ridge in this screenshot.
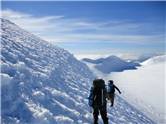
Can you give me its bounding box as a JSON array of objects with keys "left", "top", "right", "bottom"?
[
  {"left": 141, "top": 55, "right": 166, "bottom": 65},
  {"left": 1, "top": 18, "right": 94, "bottom": 123}
]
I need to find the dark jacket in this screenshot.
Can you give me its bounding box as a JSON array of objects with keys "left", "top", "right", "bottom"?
[{"left": 108, "top": 84, "right": 121, "bottom": 94}]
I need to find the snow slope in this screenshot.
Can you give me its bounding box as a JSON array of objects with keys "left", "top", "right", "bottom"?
[
  {"left": 83, "top": 56, "right": 140, "bottom": 74},
  {"left": 141, "top": 55, "right": 166, "bottom": 65},
  {"left": 1, "top": 18, "right": 155, "bottom": 124},
  {"left": 85, "top": 55, "right": 165, "bottom": 124},
  {"left": 1, "top": 18, "right": 94, "bottom": 124},
  {"left": 111, "top": 55, "right": 166, "bottom": 124},
  {"left": 112, "top": 61, "right": 165, "bottom": 123}
]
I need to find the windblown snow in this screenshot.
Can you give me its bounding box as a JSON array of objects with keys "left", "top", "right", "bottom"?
[{"left": 1, "top": 18, "right": 155, "bottom": 124}]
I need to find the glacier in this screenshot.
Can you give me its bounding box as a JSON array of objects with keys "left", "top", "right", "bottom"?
[{"left": 1, "top": 18, "right": 155, "bottom": 124}]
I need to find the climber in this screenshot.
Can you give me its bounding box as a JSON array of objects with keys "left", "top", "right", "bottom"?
[
  {"left": 107, "top": 80, "right": 121, "bottom": 107},
  {"left": 88, "top": 79, "right": 109, "bottom": 124}
]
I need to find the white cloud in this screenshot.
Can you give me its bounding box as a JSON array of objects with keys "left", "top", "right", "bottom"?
[
  {"left": 1, "top": 9, "right": 164, "bottom": 45},
  {"left": 1, "top": 9, "right": 64, "bottom": 32}
]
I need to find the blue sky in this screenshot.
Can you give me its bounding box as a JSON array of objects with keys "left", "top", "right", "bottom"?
[{"left": 2, "top": 1, "right": 165, "bottom": 59}]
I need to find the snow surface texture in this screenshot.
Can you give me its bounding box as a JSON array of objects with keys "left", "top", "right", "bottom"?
[
  {"left": 84, "top": 55, "right": 166, "bottom": 124},
  {"left": 82, "top": 56, "right": 140, "bottom": 74},
  {"left": 1, "top": 18, "right": 155, "bottom": 124}
]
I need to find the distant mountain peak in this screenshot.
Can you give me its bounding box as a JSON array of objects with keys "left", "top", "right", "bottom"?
[{"left": 83, "top": 55, "right": 140, "bottom": 73}]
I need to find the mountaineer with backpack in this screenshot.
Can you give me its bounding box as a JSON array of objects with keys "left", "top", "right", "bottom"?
[
  {"left": 88, "top": 79, "right": 108, "bottom": 124},
  {"left": 107, "top": 80, "right": 121, "bottom": 107}
]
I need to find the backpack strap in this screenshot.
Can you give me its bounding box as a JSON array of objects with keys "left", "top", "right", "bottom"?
[{"left": 101, "top": 89, "right": 104, "bottom": 106}]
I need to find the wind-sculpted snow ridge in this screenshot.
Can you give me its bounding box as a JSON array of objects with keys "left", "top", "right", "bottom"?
[{"left": 1, "top": 18, "right": 155, "bottom": 124}]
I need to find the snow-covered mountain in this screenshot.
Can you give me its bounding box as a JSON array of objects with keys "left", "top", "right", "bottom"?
[
  {"left": 141, "top": 55, "right": 166, "bottom": 65},
  {"left": 83, "top": 56, "right": 140, "bottom": 73},
  {"left": 1, "top": 18, "right": 155, "bottom": 124},
  {"left": 1, "top": 18, "right": 94, "bottom": 124}
]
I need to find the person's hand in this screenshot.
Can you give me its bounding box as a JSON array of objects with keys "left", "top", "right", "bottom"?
[{"left": 119, "top": 92, "right": 121, "bottom": 94}]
